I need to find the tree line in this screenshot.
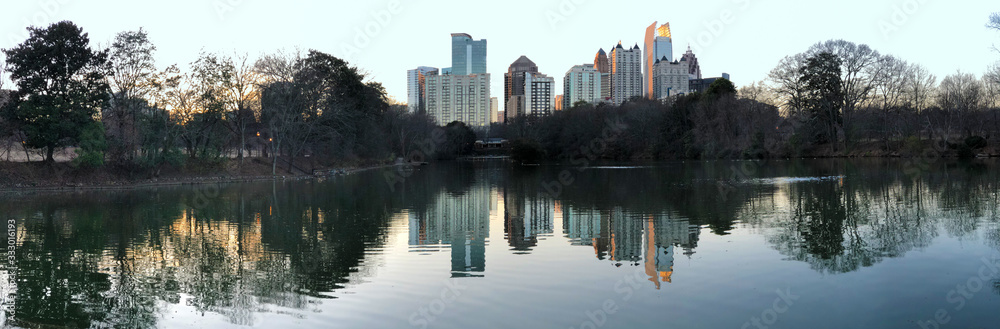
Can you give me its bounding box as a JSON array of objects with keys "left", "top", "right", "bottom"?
[{"left": 0, "top": 21, "right": 472, "bottom": 176}]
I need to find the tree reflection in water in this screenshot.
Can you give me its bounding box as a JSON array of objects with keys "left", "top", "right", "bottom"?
[{"left": 2, "top": 160, "right": 1000, "bottom": 327}]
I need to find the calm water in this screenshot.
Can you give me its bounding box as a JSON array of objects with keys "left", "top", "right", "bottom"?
[{"left": 2, "top": 159, "right": 1000, "bottom": 328}]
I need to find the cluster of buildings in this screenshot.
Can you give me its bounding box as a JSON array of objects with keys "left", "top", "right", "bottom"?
[{"left": 406, "top": 22, "right": 730, "bottom": 127}]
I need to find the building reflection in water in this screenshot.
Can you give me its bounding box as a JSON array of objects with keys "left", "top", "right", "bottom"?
[
  {"left": 408, "top": 184, "right": 495, "bottom": 277},
  {"left": 563, "top": 206, "right": 700, "bottom": 289},
  {"left": 407, "top": 180, "right": 702, "bottom": 289}
]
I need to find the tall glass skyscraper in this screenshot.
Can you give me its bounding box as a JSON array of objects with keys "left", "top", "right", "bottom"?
[
  {"left": 451, "top": 33, "right": 487, "bottom": 76},
  {"left": 644, "top": 22, "right": 673, "bottom": 98}
]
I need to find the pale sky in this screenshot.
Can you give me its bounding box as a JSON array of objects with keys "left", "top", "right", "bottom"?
[{"left": 2, "top": 0, "right": 998, "bottom": 104}]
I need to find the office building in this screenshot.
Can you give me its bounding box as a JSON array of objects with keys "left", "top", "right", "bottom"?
[
  {"left": 594, "top": 49, "right": 611, "bottom": 102},
  {"left": 610, "top": 42, "right": 643, "bottom": 105},
  {"left": 425, "top": 73, "right": 492, "bottom": 127},
  {"left": 424, "top": 33, "right": 492, "bottom": 127},
  {"left": 563, "top": 64, "right": 603, "bottom": 108},
  {"left": 504, "top": 56, "right": 539, "bottom": 115},
  {"left": 451, "top": 33, "right": 487, "bottom": 75},
  {"left": 645, "top": 22, "right": 673, "bottom": 99},
  {"left": 406, "top": 66, "right": 438, "bottom": 113},
  {"left": 651, "top": 57, "right": 689, "bottom": 99},
  {"left": 681, "top": 46, "right": 702, "bottom": 80}
]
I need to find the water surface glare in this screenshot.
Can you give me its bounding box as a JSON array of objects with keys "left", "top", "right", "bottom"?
[{"left": 2, "top": 159, "right": 1000, "bottom": 328}]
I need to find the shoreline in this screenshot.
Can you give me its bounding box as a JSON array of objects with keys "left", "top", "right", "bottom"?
[
  {"left": 0, "top": 154, "right": 994, "bottom": 193},
  {"left": 0, "top": 162, "right": 409, "bottom": 194}
]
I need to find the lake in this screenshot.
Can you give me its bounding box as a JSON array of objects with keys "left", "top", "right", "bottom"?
[{"left": 1, "top": 159, "right": 1000, "bottom": 328}]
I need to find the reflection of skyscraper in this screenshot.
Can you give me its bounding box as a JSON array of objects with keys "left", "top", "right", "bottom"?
[
  {"left": 563, "top": 206, "right": 701, "bottom": 286},
  {"left": 503, "top": 188, "right": 554, "bottom": 252},
  {"left": 408, "top": 184, "right": 493, "bottom": 277}
]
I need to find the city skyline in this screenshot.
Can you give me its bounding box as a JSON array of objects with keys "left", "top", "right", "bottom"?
[{"left": 2, "top": 0, "right": 997, "bottom": 106}]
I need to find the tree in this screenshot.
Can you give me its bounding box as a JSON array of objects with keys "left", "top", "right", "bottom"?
[
  {"left": 767, "top": 54, "right": 808, "bottom": 115},
  {"left": 903, "top": 63, "right": 937, "bottom": 111},
  {"left": 704, "top": 78, "right": 736, "bottom": 99},
  {"left": 990, "top": 13, "right": 1000, "bottom": 52},
  {"left": 191, "top": 51, "right": 260, "bottom": 164},
  {"left": 106, "top": 28, "right": 158, "bottom": 163},
  {"left": 985, "top": 62, "right": 1000, "bottom": 108},
  {"left": 2, "top": 21, "right": 110, "bottom": 162},
  {"left": 800, "top": 52, "right": 844, "bottom": 149},
  {"left": 938, "top": 72, "right": 984, "bottom": 113},
  {"left": 809, "top": 40, "right": 880, "bottom": 117}
]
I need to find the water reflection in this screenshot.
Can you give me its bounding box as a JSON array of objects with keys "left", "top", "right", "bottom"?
[{"left": 2, "top": 160, "right": 1000, "bottom": 327}]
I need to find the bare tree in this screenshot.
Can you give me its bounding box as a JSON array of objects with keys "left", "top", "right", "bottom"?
[
  {"left": 904, "top": 64, "right": 937, "bottom": 111},
  {"left": 870, "top": 55, "right": 909, "bottom": 110},
  {"left": 106, "top": 29, "right": 158, "bottom": 163},
  {"left": 939, "top": 71, "right": 985, "bottom": 137},
  {"left": 767, "top": 54, "right": 808, "bottom": 116},
  {"left": 738, "top": 81, "right": 779, "bottom": 107},
  {"left": 255, "top": 50, "right": 305, "bottom": 174},
  {"left": 990, "top": 13, "right": 1000, "bottom": 52},
  {"left": 190, "top": 51, "right": 261, "bottom": 164},
  {"left": 810, "top": 40, "right": 881, "bottom": 116},
  {"left": 984, "top": 62, "right": 1000, "bottom": 108}
]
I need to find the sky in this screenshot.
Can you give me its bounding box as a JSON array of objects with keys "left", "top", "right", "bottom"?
[{"left": 1, "top": 0, "right": 999, "bottom": 104}]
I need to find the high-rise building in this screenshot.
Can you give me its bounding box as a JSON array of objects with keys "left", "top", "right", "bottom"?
[
  {"left": 681, "top": 46, "right": 702, "bottom": 80},
  {"left": 425, "top": 73, "right": 492, "bottom": 127},
  {"left": 504, "top": 56, "right": 539, "bottom": 115},
  {"left": 490, "top": 97, "right": 499, "bottom": 123},
  {"left": 407, "top": 66, "right": 438, "bottom": 113},
  {"left": 645, "top": 22, "right": 673, "bottom": 99},
  {"left": 594, "top": 49, "right": 611, "bottom": 102},
  {"left": 506, "top": 72, "right": 553, "bottom": 120},
  {"left": 610, "top": 42, "right": 643, "bottom": 105},
  {"left": 652, "top": 56, "right": 689, "bottom": 100},
  {"left": 451, "top": 33, "right": 487, "bottom": 76},
  {"left": 424, "top": 33, "right": 491, "bottom": 127},
  {"left": 563, "top": 64, "right": 603, "bottom": 109},
  {"left": 554, "top": 95, "right": 563, "bottom": 111}
]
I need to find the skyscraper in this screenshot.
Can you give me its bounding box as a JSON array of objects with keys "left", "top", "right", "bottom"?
[
  {"left": 681, "top": 46, "right": 702, "bottom": 80},
  {"left": 594, "top": 49, "right": 611, "bottom": 102},
  {"left": 651, "top": 56, "right": 689, "bottom": 100},
  {"left": 525, "top": 72, "right": 554, "bottom": 117},
  {"left": 645, "top": 22, "right": 673, "bottom": 99},
  {"left": 563, "top": 64, "right": 603, "bottom": 109},
  {"left": 425, "top": 73, "right": 492, "bottom": 127},
  {"left": 610, "top": 42, "right": 643, "bottom": 105},
  {"left": 406, "top": 66, "right": 438, "bottom": 113},
  {"left": 505, "top": 71, "right": 554, "bottom": 121},
  {"left": 424, "top": 33, "right": 491, "bottom": 127},
  {"left": 451, "top": 33, "right": 487, "bottom": 76},
  {"left": 504, "top": 56, "right": 539, "bottom": 115}
]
